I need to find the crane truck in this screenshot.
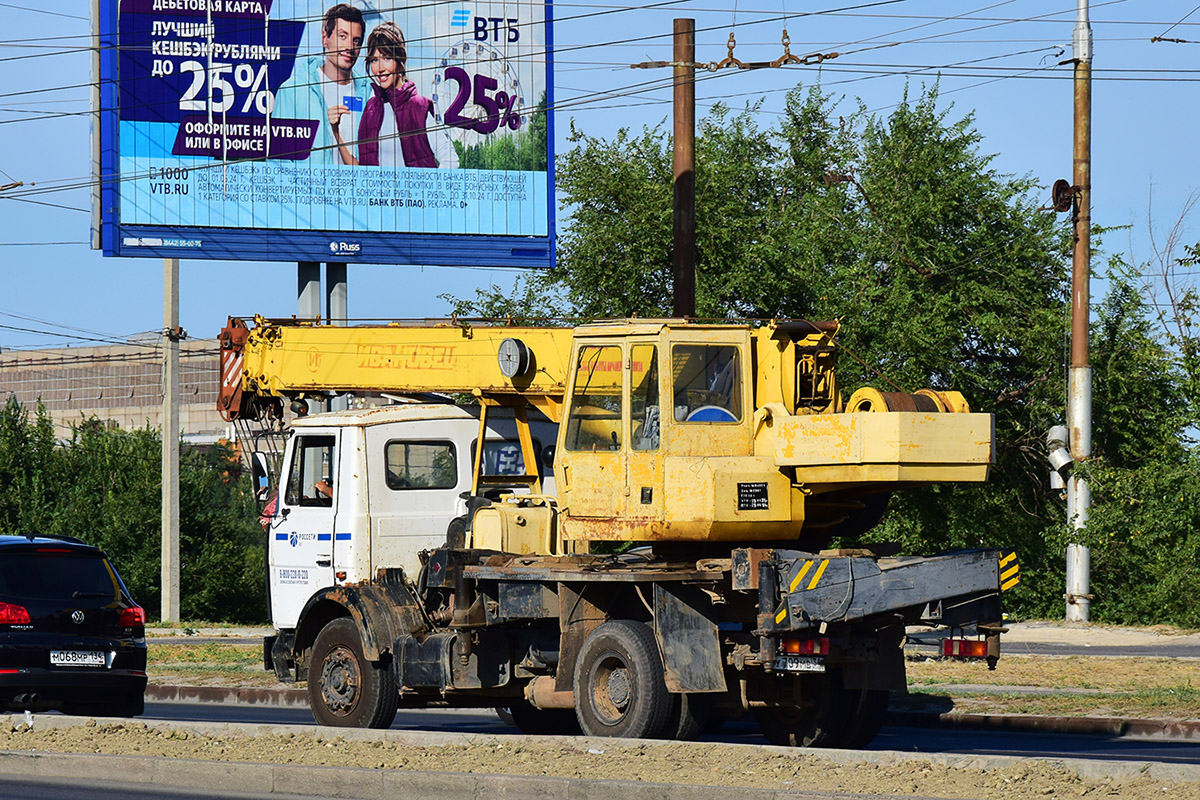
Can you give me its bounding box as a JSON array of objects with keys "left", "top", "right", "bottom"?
[{"left": 218, "top": 315, "right": 1017, "bottom": 747}]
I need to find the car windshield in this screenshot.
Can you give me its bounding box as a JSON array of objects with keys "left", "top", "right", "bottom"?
[{"left": 0, "top": 550, "right": 118, "bottom": 601}]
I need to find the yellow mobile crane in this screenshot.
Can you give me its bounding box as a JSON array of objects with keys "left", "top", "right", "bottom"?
[{"left": 219, "top": 315, "right": 1013, "bottom": 747}]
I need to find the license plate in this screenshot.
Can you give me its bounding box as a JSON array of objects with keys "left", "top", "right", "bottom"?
[
  {"left": 776, "top": 654, "right": 825, "bottom": 673},
  {"left": 50, "top": 650, "right": 106, "bottom": 668}
]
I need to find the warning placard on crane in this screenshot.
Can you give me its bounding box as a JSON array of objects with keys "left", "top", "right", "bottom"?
[{"left": 95, "top": 0, "right": 553, "bottom": 267}]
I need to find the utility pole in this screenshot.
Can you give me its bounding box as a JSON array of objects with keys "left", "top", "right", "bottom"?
[
  {"left": 672, "top": 18, "right": 696, "bottom": 318},
  {"left": 161, "top": 258, "right": 181, "bottom": 623},
  {"left": 327, "top": 262, "right": 349, "bottom": 412},
  {"left": 1066, "top": 0, "right": 1093, "bottom": 623}
]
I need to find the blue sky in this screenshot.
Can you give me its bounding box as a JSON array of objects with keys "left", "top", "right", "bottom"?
[{"left": 0, "top": 0, "right": 1196, "bottom": 351}]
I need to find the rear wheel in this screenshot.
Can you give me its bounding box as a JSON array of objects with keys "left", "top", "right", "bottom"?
[
  {"left": 574, "top": 620, "right": 669, "bottom": 739},
  {"left": 661, "top": 692, "right": 711, "bottom": 741},
  {"left": 308, "top": 618, "right": 398, "bottom": 729},
  {"left": 840, "top": 688, "right": 889, "bottom": 749},
  {"left": 754, "top": 672, "right": 847, "bottom": 748}
]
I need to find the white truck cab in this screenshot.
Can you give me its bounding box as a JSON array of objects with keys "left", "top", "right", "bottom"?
[{"left": 265, "top": 403, "right": 557, "bottom": 630}]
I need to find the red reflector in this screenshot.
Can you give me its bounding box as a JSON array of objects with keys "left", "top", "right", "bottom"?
[
  {"left": 0, "top": 669, "right": 18, "bottom": 674},
  {"left": 0, "top": 602, "right": 30, "bottom": 625},
  {"left": 942, "top": 638, "right": 988, "bottom": 658},
  {"left": 35, "top": 548, "right": 72, "bottom": 553},
  {"left": 119, "top": 606, "right": 147, "bottom": 627},
  {"left": 782, "top": 637, "right": 830, "bottom": 656}
]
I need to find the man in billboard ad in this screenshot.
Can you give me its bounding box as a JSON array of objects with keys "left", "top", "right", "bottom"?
[
  {"left": 273, "top": 4, "right": 371, "bottom": 165},
  {"left": 107, "top": 0, "right": 551, "bottom": 261}
]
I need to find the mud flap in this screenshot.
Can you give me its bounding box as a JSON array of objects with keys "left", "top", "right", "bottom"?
[{"left": 653, "top": 583, "right": 726, "bottom": 693}]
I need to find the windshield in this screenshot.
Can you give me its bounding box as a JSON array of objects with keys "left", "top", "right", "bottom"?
[{"left": 0, "top": 550, "right": 119, "bottom": 601}]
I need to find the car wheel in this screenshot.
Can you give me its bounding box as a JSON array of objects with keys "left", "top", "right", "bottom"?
[
  {"left": 573, "top": 620, "right": 669, "bottom": 739},
  {"left": 308, "top": 618, "right": 398, "bottom": 729}
]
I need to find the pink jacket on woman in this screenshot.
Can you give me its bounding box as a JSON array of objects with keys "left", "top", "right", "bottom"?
[{"left": 357, "top": 80, "right": 438, "bottom": 168}]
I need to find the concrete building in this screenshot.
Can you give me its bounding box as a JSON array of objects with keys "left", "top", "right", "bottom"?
[{"left": 0, "top": 338, "right": 229, "bottom": 441}]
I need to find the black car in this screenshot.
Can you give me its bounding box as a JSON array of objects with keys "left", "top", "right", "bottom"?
[{"left": 0, "top": 535, "right": 147, "bottom": 716}]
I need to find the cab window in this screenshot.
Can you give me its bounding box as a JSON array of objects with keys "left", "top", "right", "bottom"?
[
  {"left": 385, "top": 441, "right": 457, "bottom": 490},
  {"left": 671, "top": 345, "right": 742, "bottom": 422},
  {"left": 565, "top": 344, "right": 624, "bottom": 451},
  {"left": 630, "top": 344, "right": 660, "bottom": 450},
  {"left": 284, "top": 435, "right": 335, "bottom": 507}
]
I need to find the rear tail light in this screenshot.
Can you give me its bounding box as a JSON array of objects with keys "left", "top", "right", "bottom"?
[
  {"left": 0, "top": 602, "right": 30, "bottom": 625},
  {"left": 942, "top": 638, "right": 988, "bottom": 658},
  {"left": 119, "top": 606, "right": 146, "bottom": 628},
  {"left": 782, "top": 637, "right": 830, "bottom": 656}
]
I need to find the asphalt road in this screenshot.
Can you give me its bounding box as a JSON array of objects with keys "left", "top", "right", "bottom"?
[
  {"left": 0, "top": 777, "right": 322, "bottom": 800},
  {"left": 135, "top": 701, "right": 1200, "bottom": 764}
]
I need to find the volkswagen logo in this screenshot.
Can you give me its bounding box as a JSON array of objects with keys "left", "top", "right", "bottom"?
[{"left": 71, "top": 610, "right": 85, "bottom": 624}]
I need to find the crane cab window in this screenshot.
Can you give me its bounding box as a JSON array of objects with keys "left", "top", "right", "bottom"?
[
  {"left": 565, "top": 344, "right": 623, "bottom": 451},
  {"left": 285, "top": 435, "right": 335, "bottom": 507},
  {"left": 671, "top": 345, "right": 742, "bottom": 423},
  {"left": 385, "top": 441, "right": 457, "bottom": 490},
  {"left": 630, "top": 344, "right": 660, "bottom": 451}
]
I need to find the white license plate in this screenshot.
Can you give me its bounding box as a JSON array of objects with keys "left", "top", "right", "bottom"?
[
  {"left": 50, "top": 650, "right": 106, "bottom": 668},
  {"left": 776, "top": 654, "right": 825, "bottom": 673}
]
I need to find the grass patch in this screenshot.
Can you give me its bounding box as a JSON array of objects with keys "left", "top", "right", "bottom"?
[{"left": 147, "top": 643, "right": 277, "bottom": 687}]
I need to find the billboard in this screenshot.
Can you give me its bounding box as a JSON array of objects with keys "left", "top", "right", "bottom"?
[{"left": 96, "top": 0, "right": 553, "bottom": 267}]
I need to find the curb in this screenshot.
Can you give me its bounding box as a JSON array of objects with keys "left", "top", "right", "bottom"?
[
  {"left": 5, "top": 715, "right": 1200, "bottom": 799},
  {"left": 888, "top": 710, "right": 1200, "bottom": 740},
  {"left": 146, "top": 684, "right": 1200, "bottom": 741}
]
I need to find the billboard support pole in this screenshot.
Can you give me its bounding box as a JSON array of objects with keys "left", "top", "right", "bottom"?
[
  {"left": 326, "top": 262, "right": 348, "bottom": 412},
  {"left": 298, "top": 262, "right": 322, "bottom": 414},
  {"left": 161, "top": 258, "right": 181, "bottom": 624}
]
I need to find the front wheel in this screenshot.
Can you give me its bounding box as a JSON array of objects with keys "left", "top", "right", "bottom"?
[
  {"left": 573, "top": 620, "right": 669, "bottom": 739},
  {"left": 308, "top": 617, "right": 398, "bottom": 728}
]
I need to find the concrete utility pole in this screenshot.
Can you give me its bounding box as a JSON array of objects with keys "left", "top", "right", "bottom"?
[
  {"left": 672, "top": 18, "right": 696, "bottom": 319},
  {"left": 161, "top": 258, "right": 181, "bottom": 623},
  {"left": 1066, "top": 0, "right": 1093, "bottom": 623}
]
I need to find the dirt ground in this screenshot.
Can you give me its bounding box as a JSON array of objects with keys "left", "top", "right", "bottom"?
[{"left": 3, "top": 719, "right": 1198, "bottom": 800}]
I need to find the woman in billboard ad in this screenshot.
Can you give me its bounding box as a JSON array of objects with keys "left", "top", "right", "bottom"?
[{"left": 329, "top": 22, "right": 438, "bottom": 168}]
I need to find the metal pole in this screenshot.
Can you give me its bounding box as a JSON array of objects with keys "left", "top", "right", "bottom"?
[
  {"left": 161, "top": 258, "right": 181, "bottom": 623},
  {"left": 672, "top": 18, "right": 696, "bottom": 318},
  {"left": 298, "top": 262, "right": 322, "bottom": 415},
  {"left": 89, "top": 1, "right": 101, "bottom": 250},
  {"left": 326, "top": 262, "right": 348, "bottom": 412},
  {"left": 1066, "top": 0, "right": 1093, "bottom": 622}
]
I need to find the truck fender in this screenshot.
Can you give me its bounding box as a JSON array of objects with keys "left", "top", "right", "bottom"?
[{"left": 294, "top": 573, "right": 427, "bottom": 669}]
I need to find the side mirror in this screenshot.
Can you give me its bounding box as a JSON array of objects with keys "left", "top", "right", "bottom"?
[{"left": 251, "top": 452, "right": 272, "bottom": 502}]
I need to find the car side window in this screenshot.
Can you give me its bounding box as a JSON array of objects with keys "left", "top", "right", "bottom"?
[{"left": 385, "top": 441, "right": 457, "bottom": 490}]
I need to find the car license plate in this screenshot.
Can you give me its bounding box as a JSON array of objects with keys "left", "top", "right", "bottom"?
[
  {"left": 50, "top": 650, "right": 106, "bottom": 668},
  {"left": 776, "top": 654, "right": 825, "bottom": 673}
]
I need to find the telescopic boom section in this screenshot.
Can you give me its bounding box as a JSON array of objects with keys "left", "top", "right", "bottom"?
[{"left": 218, "top": 316, "right": 575, "bottom": 423}]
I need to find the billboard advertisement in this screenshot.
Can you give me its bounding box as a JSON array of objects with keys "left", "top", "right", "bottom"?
[{"left": 96, "top": 0, "right": 553, "bottom": 267}]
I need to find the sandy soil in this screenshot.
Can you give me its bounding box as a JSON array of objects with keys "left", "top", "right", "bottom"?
[{"left": 3, "top": 719, "right": 1198, "bottom": 799}]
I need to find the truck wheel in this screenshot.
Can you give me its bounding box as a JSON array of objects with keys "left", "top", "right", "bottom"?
[
  {"left": 660, "top": 692, "right": 711, "bottom": 741},
  {"left": 840, "top": 688, "right": 889, "bottom": 749},
  {"left": 507, "top": 698, "right": 581, "bottom": 735},
  {"left": 308, "top": 618, "right": 398, "bottom": 729},
  {"left": 574, "top": 620, "right": 670, "bottom": 739},
  {"left": 753, "top": 673, "right": 847, "bottom": 748}
]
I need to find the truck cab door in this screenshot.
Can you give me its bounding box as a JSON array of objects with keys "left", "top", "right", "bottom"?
[
  {"left": 559, "top": 342, "right": 626, "bottom": 523},
  {"left": 270, "top": 431, "right": 338, "bottom": 629},
  {"left": 626, "top": 342, "right": 664, "bottom": 526}
]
